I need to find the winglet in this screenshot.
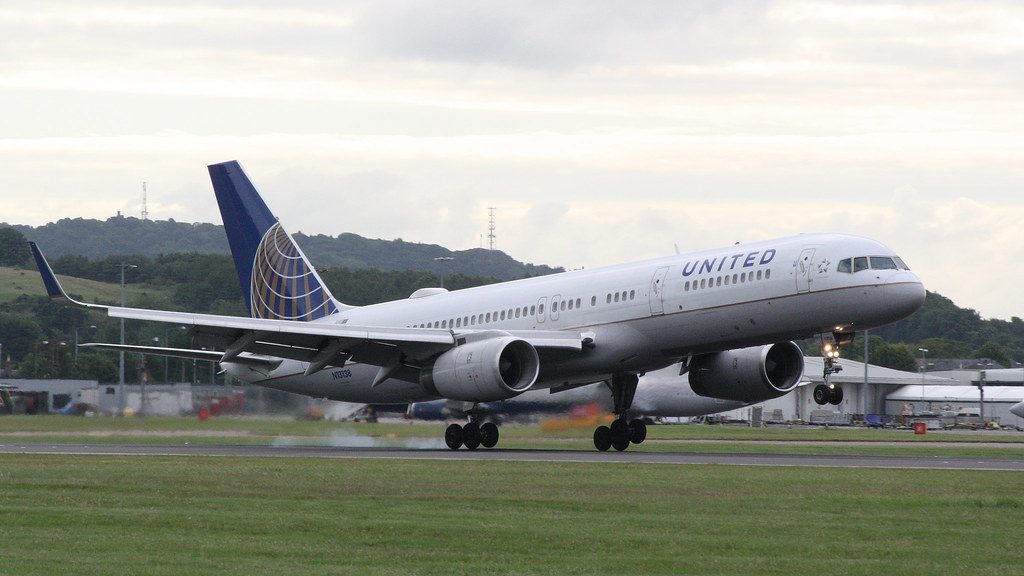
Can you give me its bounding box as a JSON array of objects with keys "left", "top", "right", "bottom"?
[{"left": 29, "top": 242, "right": 107, "bottom": 311}]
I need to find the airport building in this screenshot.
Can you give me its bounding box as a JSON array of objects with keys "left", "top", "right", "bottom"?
[{"left": 715, "top": 357, "right": 1024, "bottom": 428}]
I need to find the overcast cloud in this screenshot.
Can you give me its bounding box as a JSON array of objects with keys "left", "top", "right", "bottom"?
[{"left": 1, "top": 1, "right": 1023, "bottom": 319}]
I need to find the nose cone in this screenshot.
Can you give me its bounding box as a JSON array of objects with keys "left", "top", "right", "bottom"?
[{"left": 884, "top": 272, "right": 926, "bottom": 320}]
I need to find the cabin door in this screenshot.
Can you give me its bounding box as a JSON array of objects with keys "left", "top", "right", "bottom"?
[
  {"left": 649, "top": 266, "right": 670, "bottom": 316},
  {"left": 796, "top": 248, "right": 816, "bottom": 293}
]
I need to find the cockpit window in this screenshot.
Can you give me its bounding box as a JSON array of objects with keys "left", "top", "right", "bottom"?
[
  {"left": 840, "top": 255, "right": 910, "bottom": 273},
  {"left": 869, "top": 256, "right": 898, "bottom": 270}
]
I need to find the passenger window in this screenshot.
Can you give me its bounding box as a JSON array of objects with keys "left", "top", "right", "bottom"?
[
  {"left": 614, "top": 293, "right": 620, "bottom": 302},
  {"left": 576, "top": 298, "right": 581, "bottom": 308},
  {"left": 716, "top": 277, "right": 722, "bottom": 287},
  {"left": 756, "top": 270, "right": 762, "bottom": 280},
  {"left": 724, "top": 275, "right": 730, "bottom": 286},
  {"left": 700, "top": 278, "right": 706, "bottom": 289},
  {"left": 530, "top": 305, "right": 536, "bottom": 315},
  {"left": 837, "top": 259, "right": 852, "bottom": 273},
  {"left": 606, "top": 294, "right": 612, "bottom": 304},
  {"left": 629, "top": 290, "right": 635, "bottom": 300},
  {"left": 591, "top": 296, "right": 597, "bottom": 306},
  {"left": 765, "top": 269, "right": 771, "bottom": 279},
  {"left": 485, "top": 313, "right": 491, "bottom": 323},
  {"left": 870, "top": 256, "right": 898, "bottom": 270},
  {"left": 561, "top": 300, "right": 566, "bottom": 311},
  {"left": 539, "top": 304, "right": 544, "bottom": 315},
  {"left": 515, "top": 308, "right": 520, "bottom": 318},
  {"left": 854, "top": 257, "right": 868, "bottom": 272}
]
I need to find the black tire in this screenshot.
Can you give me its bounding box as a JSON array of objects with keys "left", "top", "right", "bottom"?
[
  {"left": 828, "top": 386, "right": 844, "bottom": 406},
  {"left": 462, "top": 422, "right": 481, "bottom": 450},
  {"left": 629, "top": 419, "right": 648, "bottom": 444},
  {"left": 813, "top": 384, "right": 830, "bottom": 405},
  {"left": 610, "top": 419, "right": 631, "bottom": 451},
  {"left": 480, "top": 422, "right": 499, "bottom": 448},
  {"left": 444, "top": 423, "right": 463, "bottom": 450},
  {"left": 593, "top": 425, "right": 612, "bottom": 451}
]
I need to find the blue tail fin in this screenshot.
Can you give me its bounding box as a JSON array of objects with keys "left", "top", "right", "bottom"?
[{"left": 208, "top": 160, "right": 345, "bottom": 321}]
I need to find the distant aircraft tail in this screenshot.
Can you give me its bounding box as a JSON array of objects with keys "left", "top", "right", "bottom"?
[{"left": 208, "top": 160, "right": 347, "bottom": 321}]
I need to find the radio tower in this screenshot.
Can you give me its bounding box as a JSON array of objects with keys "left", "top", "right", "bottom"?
[
  {"left": 141, "top": 182, "right": 149, "bottom": 221},
  {"left": 487, "top": 207, "right": 496, "bottom": 250}
]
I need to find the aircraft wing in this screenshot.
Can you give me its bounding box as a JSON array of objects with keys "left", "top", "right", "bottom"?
[{"left": 30, "top": 242, "right": 584, "bottom": 380}]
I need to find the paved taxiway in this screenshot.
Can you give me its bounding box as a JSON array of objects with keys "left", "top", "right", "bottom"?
[{"left": 1, "top": 442, "right": 1022, "bottom": 471}]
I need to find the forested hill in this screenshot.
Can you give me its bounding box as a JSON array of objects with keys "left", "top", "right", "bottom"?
[{"left": 5, "top": 216, "right": 562, "bottom": 281}]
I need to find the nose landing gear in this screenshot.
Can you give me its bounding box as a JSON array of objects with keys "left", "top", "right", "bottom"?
[{"left": 813, "top": 333, "right": 847, "bottom": 406}]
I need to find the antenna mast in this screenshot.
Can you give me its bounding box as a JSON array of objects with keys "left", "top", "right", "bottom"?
[
  {"left": 487, "top": 207, "right": 496, "bottom": 250},
  {"left": 141, "top": 182, "right": 149, "bottom": 221}
]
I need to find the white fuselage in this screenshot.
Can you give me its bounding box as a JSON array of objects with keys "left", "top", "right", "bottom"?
[{"left": 223, "top": 233, "right": 925, "bottom": 403}]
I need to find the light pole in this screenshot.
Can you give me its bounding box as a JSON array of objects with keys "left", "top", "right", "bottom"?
[
  {"left": 74, "top": 325, "right": 97, "bottom": 365},
  {"left": 918, "top": 348, "right": 928, "bottom": 411},
  {"left": 119, "top": 262, "right": 137, "bottom": 415},
  {"left": 433, "top": 257, "right": 454, "bottom": 288}
]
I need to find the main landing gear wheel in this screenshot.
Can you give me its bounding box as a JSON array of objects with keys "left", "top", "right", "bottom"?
[
  {"left": 480, "top": 422, "right": 499, "bottom": 448},
  {"left": 594, "top": 425, "right": 612, "bottom": 452},
  {"left": 462, "top": 422, "right": 481, "bottom": 450},
  {"left": 609, "top": 419, "right": 630, "bottom": 451},
  {"left": 629, "top": 419, "right": 648, "bottom": 444},
  {"left": 445, "top": 423, "right": 463, "bottom": 450}
]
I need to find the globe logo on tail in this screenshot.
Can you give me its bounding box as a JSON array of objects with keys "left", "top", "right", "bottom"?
[{"left": 250, "top": 223, "right": 337, "bottom": 321}]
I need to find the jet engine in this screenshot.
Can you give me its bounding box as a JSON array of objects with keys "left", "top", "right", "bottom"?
[
  {"left": 688, "top": 342, "right": 804, "bottom": 403},
  {"left": 422, "top": 336, "right": 540, "bottom": 402}
]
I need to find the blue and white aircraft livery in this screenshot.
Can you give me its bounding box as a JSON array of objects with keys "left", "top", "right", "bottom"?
[{"left": 30, "top": 160, "right": 926, "bottom": 451}]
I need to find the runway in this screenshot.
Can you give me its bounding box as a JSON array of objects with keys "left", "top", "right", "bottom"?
[{"left": 2, "top": 441, "right": 1022, "bottom": 471}]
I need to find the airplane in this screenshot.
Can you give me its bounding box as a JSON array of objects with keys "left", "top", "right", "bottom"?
[
  {"left": 30, "top": 160, "right": 926, "bottom": 451},
  {"left": 1011, "top": 401, "right": 1024, "bottom": 419}
]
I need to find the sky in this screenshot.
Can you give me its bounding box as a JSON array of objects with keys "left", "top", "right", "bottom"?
[{"left": 2, "top": 1, "right": 1023, "bottom": 319}]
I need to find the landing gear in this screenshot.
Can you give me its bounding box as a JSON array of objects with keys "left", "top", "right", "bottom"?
[
  {"left": 814, "top": 333, "right": 847, "bottom": 406},
  {"left": 813, "top": 383, "right": 843, "bottom": 405},
  {"left": 593, "top": 373, "right": 648, "bottom": 451},
  {"left": 444, "top": 408, "right": 501, "bottom": 450}
]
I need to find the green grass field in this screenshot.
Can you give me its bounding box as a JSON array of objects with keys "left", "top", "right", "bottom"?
[
  {"left": 1, "top": 417, "right": 1023, "bottom": 575},
  {"left": 0, "top": 265, "right": 173, "bottom": 305}
]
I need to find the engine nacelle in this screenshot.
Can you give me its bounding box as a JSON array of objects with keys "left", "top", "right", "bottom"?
[
  {"left": 688, "top": 342, "right": 804, "bottom": 403},
  {"left": 422, "top": 337, "right": 540, "bottom": 402}
]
